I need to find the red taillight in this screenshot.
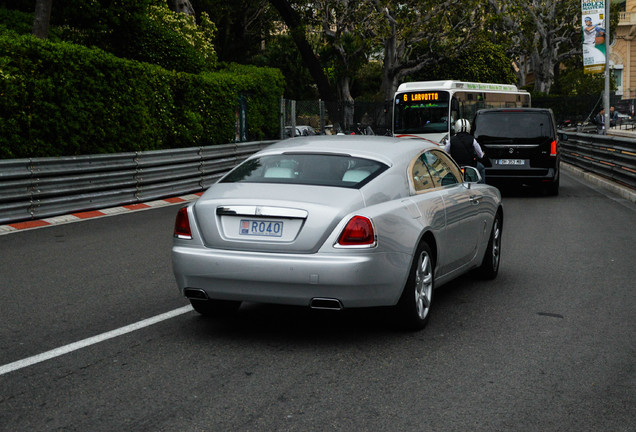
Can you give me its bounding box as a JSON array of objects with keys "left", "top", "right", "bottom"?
[
  {"left": 550, "top": 140, "right": 557, "bottom": 157},
  {"left": 337, "top": 216, "right": 376, "bottom": 247},
  {"left": 174, "top": 207, "right": 192, "bottom": 239}
]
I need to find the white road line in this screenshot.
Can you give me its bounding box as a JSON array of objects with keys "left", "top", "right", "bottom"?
[{"left": 0, "top": 305, "right": 193, "bottom": 376}]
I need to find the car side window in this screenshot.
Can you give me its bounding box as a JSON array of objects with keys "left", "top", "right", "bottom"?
[
  {"left": 422, "top": 150, "right": 462, "bottom": 187},
  {"left": 410, "top": 155, "right": 435, "bottom": 192}
]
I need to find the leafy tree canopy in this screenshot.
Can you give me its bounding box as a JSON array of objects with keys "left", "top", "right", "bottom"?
[
  {"left": 411, "top": 38, "right": 517, "bottom": 85},
  {"left": 1, "top": 0, "right": 218, "bottom": 73}
]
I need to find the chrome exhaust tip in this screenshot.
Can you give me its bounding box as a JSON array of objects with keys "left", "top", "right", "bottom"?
[
  {"left": 184, "top": 288, "right": 209, "bottom": 300},
  {"left": 310, "top": 298, "right": 343, "bottom": 310}
]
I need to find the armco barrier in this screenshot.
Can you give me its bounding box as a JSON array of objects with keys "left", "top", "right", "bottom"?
[
  {"left": 1, "top": 135, "right": 635, "bottom": 225},
  {"left": 0, "top": 141, "right": 275, "bottom": 224},
  {"left": 560, "top": 131, "right": 636, "bottom": 190}
]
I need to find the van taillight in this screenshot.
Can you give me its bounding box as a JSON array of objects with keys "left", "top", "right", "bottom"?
[
  {"left": 337, "top": 216, "right": 376, "bottom": 247},
  {"left": 174, "top": 207, "right": 192, "bottom": 239},
  {"left": 550, "top": 140, "right": 557, "bottom": 157}
]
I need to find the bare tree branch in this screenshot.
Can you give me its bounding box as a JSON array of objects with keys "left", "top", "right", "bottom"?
[{"left": 268, "top": 0, "right": 337, "bottom": 103}]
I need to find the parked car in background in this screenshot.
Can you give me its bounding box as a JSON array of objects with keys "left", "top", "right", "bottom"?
[
  {"left": 615, "top": 112, "right": 631, "bottom": 124},
  {"left": 172, "top": 136, "right": 503, "bottom": 331},
  {"left": 472, "top": 108, "right": 565, "bottom": 195},
  {"left": 285, "top": 125, "right": 317, "bottom": 137}
]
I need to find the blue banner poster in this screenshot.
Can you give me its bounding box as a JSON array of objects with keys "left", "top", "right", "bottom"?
[{"left": 582, "top": 0, "right": 606, "bottom": 74}]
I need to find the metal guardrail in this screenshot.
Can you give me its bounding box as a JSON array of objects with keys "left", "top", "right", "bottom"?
[
  {"left": 1, "top": 134, "right": 634, "bottom": 225},
  {"left": 0, "top": 141, "right": 275, "bottom": 224},
  {"left": 560, "top": 131, "right": 636, "bottom": 190}
]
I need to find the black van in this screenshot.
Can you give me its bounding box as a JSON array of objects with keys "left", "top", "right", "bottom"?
[{"left": 472, "top": 108, "right": 565, "bottom": 195}]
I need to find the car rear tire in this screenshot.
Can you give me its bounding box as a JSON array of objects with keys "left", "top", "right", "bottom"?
[
  {"left": 395, "top": 241, "right": 434, "bottom": 331},
  {"left": 477, "top": 212, "right": 502, "bottom": 279},
  {"left": 190, "top": 299, "right": 241, "bottom": 317}
]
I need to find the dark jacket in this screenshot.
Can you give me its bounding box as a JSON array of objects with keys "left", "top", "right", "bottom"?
[
  {"left": 449, "top": 132, "right": 477, "bottom": 166},
  {"left": 594, "top": 113, "right": 605, "bottom": 133}
]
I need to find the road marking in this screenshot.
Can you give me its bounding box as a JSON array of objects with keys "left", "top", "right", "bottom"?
[{"left": 0, "top": 305, "right": 193, "bottom": 376}]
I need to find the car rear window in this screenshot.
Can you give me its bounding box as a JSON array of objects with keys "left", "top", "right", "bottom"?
[
  {"left": 474, "top": 111, "right": 553, "bottom": 140},
  {"left": 220, "top": 153, "right": 389, "bottom": 188}
]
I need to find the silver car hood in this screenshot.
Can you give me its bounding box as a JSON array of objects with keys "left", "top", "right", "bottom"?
[{"left": 192, "top": 183, "right": 365, "bottom": 253}]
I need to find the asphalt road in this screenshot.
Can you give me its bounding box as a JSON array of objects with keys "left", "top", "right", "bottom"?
[{"left": 1, "top": 171, "right": 635, "bottom": 431}]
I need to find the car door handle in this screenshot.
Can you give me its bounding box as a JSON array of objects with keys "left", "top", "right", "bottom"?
[{"left": 469, "top": 195, "right": 481, "bottom": 205}]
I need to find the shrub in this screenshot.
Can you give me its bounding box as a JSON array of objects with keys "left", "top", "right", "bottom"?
[
  {"left": 0, "top": 7, "right": 32, "bottom": 34},
  {"left": 0, "top": 33, "right": 284, "bottom": 158},
  {"left": 222, "top": 63, "right": 286, "bottom": 140},
  {"left": 48, "top": 1, "right": 216, "bottom": 74}
]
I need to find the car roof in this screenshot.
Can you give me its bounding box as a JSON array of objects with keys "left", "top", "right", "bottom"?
[{"left": 258, "top": 135, "right": 440, "bottom": 165}]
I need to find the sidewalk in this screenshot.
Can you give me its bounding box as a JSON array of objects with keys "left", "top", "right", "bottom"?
[
  {"left": 562, "top": 162, "right": 636, "bottom": 205},
  {"left": 608, "top": 127, "right": 636, "bottom": 138}
]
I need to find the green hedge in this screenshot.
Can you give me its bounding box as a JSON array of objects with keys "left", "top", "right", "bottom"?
[
  {"left": 0, "top": 32, "right": 284, "bottom": 158},
  {"left": 0, "top": 7, "right": 33, "bottom": 35},
  {"left": 222, "top": 64, "right": 286, "bottom": 140}
]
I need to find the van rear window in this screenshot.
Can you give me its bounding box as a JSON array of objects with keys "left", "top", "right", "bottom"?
[{"left": 474, "top": 112, "right": 553, "bottom": 140}]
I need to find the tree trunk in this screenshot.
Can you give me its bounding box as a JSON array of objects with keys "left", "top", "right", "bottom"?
[
  {"left": 32, "top": 0, "right": 53, "bottom": 39},
  {"left": 268, "top": 0, "right": 336, "bottom": 103},
  {"left": 338, "top": 76, "right": 355, "bottom": 130},
  {"left": 531, "top": 42, "right": 555, "bottom": 94},
  {"left": 516, "top": 55, "right": 529, "bottom": 88},
  {"left": 381, "top": 33, "right": 397, "bottom": 104},
  {"left": 168, "top": 0, "right": 195, "bottom": 17}
]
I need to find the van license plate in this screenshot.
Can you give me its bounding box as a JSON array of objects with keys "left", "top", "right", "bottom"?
[
  {"left": 240, "top": 219, "right": 283, "bottom": 237},
  {"left": 496, "top": 159, "right": 526, "bottom": 166}
]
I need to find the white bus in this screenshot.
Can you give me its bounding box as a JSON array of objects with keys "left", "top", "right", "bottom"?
[{"left": 392, "top": 80, "right": 531, "bottom": 143}]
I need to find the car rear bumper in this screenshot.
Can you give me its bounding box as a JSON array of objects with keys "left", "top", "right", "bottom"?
[
  {"left": 172, "top": 245, "right": 411, "bottom": 308},
  {"left": 484, "top": 166, "right": 558, "bottom": 184}
]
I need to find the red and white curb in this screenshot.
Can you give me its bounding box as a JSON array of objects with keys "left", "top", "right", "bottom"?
[{"left": 0, "top": 193, "right": 203, "bottom": 235}]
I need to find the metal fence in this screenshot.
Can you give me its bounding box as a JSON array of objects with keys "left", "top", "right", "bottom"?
[
  {"left": 560, "top": 131, "right": 636, "bottom": 190},
  {"left": 0, "top": 141, "right": 275, "bottom": 224},
  {"left": 613, "top": 118, "right": 636, "bottom": 131},
  {"left": 281, "top": 99, "right": 390, "bottom": 136},
  {"left": 284, "top": 94, "right": 636, "bottom": 136},
  {"left": 532, "top": 93, "right": 633, "bottom": 126}
]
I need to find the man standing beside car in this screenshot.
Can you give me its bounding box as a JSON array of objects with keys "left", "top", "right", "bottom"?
[
  {"left": 595, "top": 108, "right": 606, "bottom": 134},
  {"left": 610, "top": 106, "right": 619, "bottom": 127},
  {"left": 445, "top": 119, "right": 486, "bottom": 183}
]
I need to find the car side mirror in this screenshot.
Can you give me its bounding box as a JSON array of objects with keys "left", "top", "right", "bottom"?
[{"left": 462, "top": 166, "right": 481, "bottom": 183}]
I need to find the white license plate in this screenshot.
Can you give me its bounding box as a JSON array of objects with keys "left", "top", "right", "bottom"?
[
  {"left": 240, "top": 219, "right": 283, "bottom": 237},
  {"left": 496, "top": 159, "right": 526, "bottom": 166}
]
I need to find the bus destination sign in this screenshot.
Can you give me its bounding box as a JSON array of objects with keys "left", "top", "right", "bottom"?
[{"left": 403, "top": 92, "right": 439, "bottom": 102}]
